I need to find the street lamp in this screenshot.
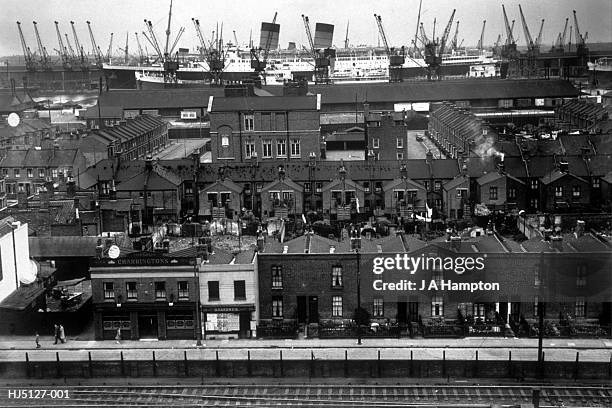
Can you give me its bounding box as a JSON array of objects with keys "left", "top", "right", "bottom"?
[{"left": 351, "top": 227, "right": 362, "bottom": 345}]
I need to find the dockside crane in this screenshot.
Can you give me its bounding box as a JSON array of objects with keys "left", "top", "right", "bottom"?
[
  {"left": 477, "top": 20, "right": 486, "bottom": 51},
  {"left": 86, "top": 21, "right": 105, "bottom": 67},
  {"left": 135, "top": 32, "right": 146, "bottom": 64},
  {"left": 33, "top": 21, "right": 52, "bottom": 71},
  {"left": 422, "top": 9, "right": 455, "bottom": 81},
  {"left": 70, "top": 21, "right": 89, "bottom": 70},
  {"left": 572, "top": 10, "right": 588, "bottom": 58},
  {"left": 250, "top": 12, "right": 278, "bottom": 85},
  {"left": 302, "top": 15, "right": 335, "bottom": 84},
  {"left": 106, "top": 32, "right": 114, "bottom": 63},
  {"left": 64, "top": 34, "right": 77, "bottom": 62},
  {"left": 344, "top": 21, "right": 349, "bottom": 49},
  {"left": 501, "top": 5, "right": 518, "bottom": 59},
  {"left": 518, "top": 4, "right": 539, "bottom": 77},
  {"left": 552, "top": 18, "right": 568, "bottom": 52},
  {"left": 535, "top": 19, "right": 544, "bottom": 49},
  {"left": 17, "top": 22, "right": 37, "bottom": 72},
  {"left": 143, "top": 1, "right": 184, "bottom": 85},
  {"left": 54, "top": 21, "right": 72, "bottom": 70},
  {"left": 192, "top": 17, "right": 227, "bottom": 86},
  {"left": 374, "top": 14, "right": 404, "bottom": 83},
  {"left": 450, "top": 21, "right": 459, "bottom": 53}
]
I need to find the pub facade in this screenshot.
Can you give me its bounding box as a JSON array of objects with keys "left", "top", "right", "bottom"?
[{"left": 90, "top": 253, "right": 200, "bottom": 340}]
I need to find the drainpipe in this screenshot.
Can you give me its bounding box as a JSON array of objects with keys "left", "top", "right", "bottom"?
[{"left": 10, "top": 223, "right": 19, "bottom": 290}]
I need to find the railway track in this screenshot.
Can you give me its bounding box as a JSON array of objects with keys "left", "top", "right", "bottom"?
[{"left": 0, "top": 384, "right": 610, "bottom": 407}]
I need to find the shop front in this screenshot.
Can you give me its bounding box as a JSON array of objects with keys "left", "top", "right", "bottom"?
[{"left": 202, "top": 304, "right": 255, "bottom": 339}]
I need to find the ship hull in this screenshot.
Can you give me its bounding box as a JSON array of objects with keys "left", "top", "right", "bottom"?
[{"left": 0, "top": 65, "right": 103, "bottom": 91}]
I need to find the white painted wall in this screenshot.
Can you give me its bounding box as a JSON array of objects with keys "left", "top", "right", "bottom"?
[{"left": 0, "top": 222, "right": 31, "bottom": 303}]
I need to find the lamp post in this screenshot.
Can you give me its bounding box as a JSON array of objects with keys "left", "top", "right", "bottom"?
[
  {"left": 194, "top": 255, "right": 203, "bottom": 347},
  {"left": 308, "top": 152, "right": 316, "bottom": 216},
  {"left": 351, "top": 227, "right": 362, "bottom": 345}
]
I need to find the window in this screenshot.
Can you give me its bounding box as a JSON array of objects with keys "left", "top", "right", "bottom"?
[
  {"left": 244, "top": 114, "right": 254, "bottom": 131},
  {"left": 372, "top": 138, "right": 379, "bottom": 149},
  {"left": 245, "top": 142, "right": 255, "bottom": 159},
  {"left": 290, "top": 139, "right": 300, "bottom": 157},
  {"left": 304, "top": 183, "right": 311, "bottom": 193},
  {"left": 363, "top": 181, "right": 370, "bottom": 193},
  {"left": 234, "top": 280, "right": 246, "bottom": 300},
  {"left": 489, "top": 186, "right": 498, "bottom": 200},
  {"left": 276, "top": 140, "right": 286, "bottom": 157},
  {"left": 433, "top": 270, "right": 443, "bottom": 285},
  {"left": 507, "top": 188, "right": 516, "bottom": 200},
  {"left": 531, "top": 179, "right": 538, "bottom": 190},
  {"left": 221, "top": 136, "right": 229, "bottom": 147},
  {"left": 456, "top": 188, "right": 468, "bottom": 199},
  {"left": 52, "top": 169, "right": 58, "bottom": 178},
  {"left": 272, "top": 296, "right": 283, "bottom": 318},
  {"left": 423, "top": 180, "right": 430, "bottom": 191},
  {"left": 2, "top": 169, "right": 7, "bottom": 178},
  {"left": 208, "top": 281, "right": 220, "bottom": 300},
  {"left": 434, "top": 198, "right": 442, "bottom": 209},
  {"left": 534, "top": 268, "right": 541, "bottom": 286},
  {"left": 315, "top": 182, "right": 322, "bottom": 193},
  {"left": 332, "top": 296, "right": 343, "bottom": 317},
  {"left": 331, "top": 266, "right": 343, "bottom": 287},
  {"left": 530, "top": 198, "right": 538, "bottom": 209},
  {"left": 37, "top": 168, "right": 44, "bottom": 178},
  {"left": 14, "top": 169, "right": 20, "bottom": 178},
  {"left": 27, "top": 169, "right": 33, "bottom": 178},
  {"left": 555, "top": 186, "right": 563, "bottom": 197},
  {"left": 434, "top": 180, "right": 441, "bottom": 191},
  {"left": 396, "top": 152, "right": 404, "bottom": 160},
  {"left": 155, "top": 282, "right": 166, "bottom": 300},
  {"left": 126, "top": 282, "right": 137, "bottom": 300},
  {"left": 396, "top": 138, "right": 404, "bottom": 149},
  {"left": 576, "top": 265, "right": 586, "bottom": 287},
  {"left": 473, "top": 303, "right": 486, "bottom": 318},
  {"left": 592, "top": 178, "right": 600, "bottom": 188},
  {"left": 575, "top": 297, "right": 586, "bottom": 318},
  {"left": 373, "top": 298, "right": 384, "bottom": 317},
  {"left": 103, "top": 282, "right": 114, "bottom": 300},
  {"left": 178, "top": 281, "right": 189, "bottom": 300},
  {"left": 431, "top": 295, "right": 444, "bottom": 317},
  {"left": 271, "top": 266, "right": 282, "bottom": 288},
  {"left": 572, "top": 186, "right": 581, "bottom": 198},
  {"left": 262, "top": 140, "right": 272, "bottom": 158}
]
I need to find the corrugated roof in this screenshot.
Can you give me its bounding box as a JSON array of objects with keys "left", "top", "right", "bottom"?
[
  {"left": 211, "top": 95, "right": 318, "bottom": 112},
  {"left": 98, "top": 88, "right": 225, "bottom": 109},
  {"left": 308, "top": 79, "right": 579, "bottom": 104}
]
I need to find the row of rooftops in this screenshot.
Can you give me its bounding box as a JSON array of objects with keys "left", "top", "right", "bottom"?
[
  {"left": 0, "top": 147, "right": 83, "bottom": 168},
  {"left": 27, "top": 225, "right": 612, "bottom": 267},
  {"left": 87, "top": 115, "right": 166, "bottom": 145}
]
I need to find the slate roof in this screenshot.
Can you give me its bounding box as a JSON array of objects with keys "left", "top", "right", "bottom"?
[
  {"left": 211, "top": 95, "right": 318, "bottom": 112},
  {"left": 82, "top": 105, "right": 124, "bottom": 119},
  {"left": 540, "top": 170, "right": 588, "bottom": 185},
  {"left": 28, "top": 236, "right": 101, "bottom": 258},
  {"left": 308, "top": 79, "right": 579, "bottom": 104},
  {"left": 81, "top": 159, "right": 188, "bottom": 189},
  {"left": 0, "top": 148, "right": 82, "bottom": 168}
]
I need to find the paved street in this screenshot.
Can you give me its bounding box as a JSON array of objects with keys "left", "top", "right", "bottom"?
[
  {"left": 0, "top": 336, "right": 609, "bottom": 362},
  {"left": 156, "top": 139, "right": 209, "bottom": 160}
]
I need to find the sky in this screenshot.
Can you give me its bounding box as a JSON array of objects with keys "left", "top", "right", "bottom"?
[{"left": 1, "top": 0, "right": 611, "bottom": 57}]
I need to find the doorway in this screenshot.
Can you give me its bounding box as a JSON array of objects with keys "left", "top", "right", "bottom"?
[
  {"left": 297, "top": 296, "right": 307, "bottom": 324},
  {"left": 138, "top": 314, "right": 158, "bottom": 339},
  {"left": 308, "top": 296, "right": 319, "bottom": 323}
]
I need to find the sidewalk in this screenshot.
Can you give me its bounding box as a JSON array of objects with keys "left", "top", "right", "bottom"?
[{"left": 1, "top": 335, "right": 611, "bottom": 351}]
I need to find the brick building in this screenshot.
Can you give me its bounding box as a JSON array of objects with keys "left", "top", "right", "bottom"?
[
  {"left": 0, "top": 147, "right": 87, "bottom": 200},
  {"left": 90, "top": 254, "right": 200, "bottom": 340},
  {"left": 209, "top": 94, "right": 321, "bottom": 163}
]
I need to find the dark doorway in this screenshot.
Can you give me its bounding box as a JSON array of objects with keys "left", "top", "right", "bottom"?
[
  {"left": 397, "top": 302, "right": 407, "bottom": 324},
  {"left": 297, "top": 296, "right": 307, "bottom": 324},
  {"left": 408, "top": 302, "right": 419, "bottom": 322},
  {"left": 510, "top": 302, "right": 521, "bottom": 323},
  {"left": 499, "top": 303, "right": 509, "bottom": 323},
  {"left": 138, "top": 314, "right": 158, "bottom": 338},
  {"left": 308, "top": 296, "right": 319, "bottom": 323},
  {"left": 239, "top": 311, "right": 251, "bottom": 338}
]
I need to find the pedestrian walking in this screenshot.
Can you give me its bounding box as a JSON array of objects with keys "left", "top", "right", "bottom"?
[
  {"left": 53, "top": 324, "right": 59, "bottom": 344},
  {"left": 115, "top": 328, "right": 121, "bottom": 344},
  {"left": 59, "top": 325, "right": 66, "bottom": 344},
  {"left": 35, "top": 332, "right": 41, "bottom": 349}
]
